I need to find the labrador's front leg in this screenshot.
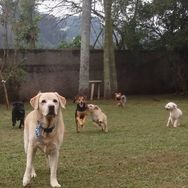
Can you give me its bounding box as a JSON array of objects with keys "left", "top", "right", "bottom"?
[
  {"left": 49, "top": 150, "right": 61, "bottom": 187},
  {"left": 23, "top": 143, "right": 34, "bottom": 186}
]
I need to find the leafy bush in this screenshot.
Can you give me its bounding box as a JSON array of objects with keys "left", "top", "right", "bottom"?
[{"left": 58, "top": 35, "right": 81, "bottom": 49}]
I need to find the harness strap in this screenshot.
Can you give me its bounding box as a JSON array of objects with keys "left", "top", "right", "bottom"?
[
  {"left": 35, "top": 121, "right": 55, "bottom": 138},
  {"left": 42, "top": 126, "right": 55, "bottom": 133}
]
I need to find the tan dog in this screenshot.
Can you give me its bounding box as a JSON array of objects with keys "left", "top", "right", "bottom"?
[
  {"left": 115, "top": 92, "right": 126, "bottom": 107},
  {"left": 23, "top": 92, "right": 66, "bottom": 187},
  {"left": 73, "top": 95, "right": 88, "bottom": 133},
  {"left": 87, "top": 104, "right": 108, "bottom": 133}
]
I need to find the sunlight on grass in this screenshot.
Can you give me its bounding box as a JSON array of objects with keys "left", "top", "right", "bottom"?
[{"left": 0, "top": 95, "right": 188, "bottom": 188}]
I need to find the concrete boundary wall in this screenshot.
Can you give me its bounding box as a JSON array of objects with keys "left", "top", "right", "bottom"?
[{"left": 0, "top": 49, "right": 188, "bottom": 101}]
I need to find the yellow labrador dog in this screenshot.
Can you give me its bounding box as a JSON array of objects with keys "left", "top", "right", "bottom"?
[{"left": 23, "top": 92, "right": 66, "bottom": 187}]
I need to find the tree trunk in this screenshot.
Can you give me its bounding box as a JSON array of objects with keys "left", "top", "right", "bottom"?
[
  {"left": 28, "top": 0, "right": 36, "bottom": 48},
  {"left": 1, "top": 15, "right": 10, "bottom": 109},
  {"left": 110, "top": 39, "right": 118, "bottom": 94},
  {"left": 103, "top": 0, "right": 117, "bottom": 98},
  {"left": 79, "top": 0, "right": 92, "bottom": 95},
  {"left": 0, "top": 71, "right": 10, "bottom": 109}
]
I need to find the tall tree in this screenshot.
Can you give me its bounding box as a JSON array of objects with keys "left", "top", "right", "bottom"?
[
  {"left": 0, "top": 0, "right": 16, "bottom": 109},
  {"left": 79, "top": 0, "right": 92, "bottom": 95},
  {"left": 15, "top": 0, "right": 39, "bottom": 48},
  {"left": 0, "top": 0, "right": 26, "bottom": 108},
  {"left": 103, "top": 0, "right": 117, "bottom": 98}
]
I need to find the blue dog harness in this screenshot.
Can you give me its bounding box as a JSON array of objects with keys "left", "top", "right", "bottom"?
[{"left": 35, "top": 121, "right": 55, "bottom": 138}]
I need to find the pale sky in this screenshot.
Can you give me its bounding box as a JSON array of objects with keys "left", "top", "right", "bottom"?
[
  {"left": 37, "top": 0, "right": 70, "bottom": 17},
  {"left": 38, "top": 0, "right": 152, "bottom": 18},
  {"left": 37, "top": 0, "right": 103, "bottom": 18}
]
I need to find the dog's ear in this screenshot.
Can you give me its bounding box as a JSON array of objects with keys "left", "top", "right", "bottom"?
[
  {"left": 84, "top": 95, "right": 87, "bottom": 100},
  {"left": 73, "top": 96, "right": 77, "bottom": 103},
  {"left": 30, "top": 92, "right": 41, "bottom": 110},
  {"left": 173, "top": 104, "right": 177, "bottom": 109},
  {"left": 94, "top": 105, "right": 99, "bottom": 110},
  {"left": 55, "top": 93, "right": 66, "bottom": 109}
]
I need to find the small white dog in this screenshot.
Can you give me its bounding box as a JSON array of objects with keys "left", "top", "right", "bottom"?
[
  {"left": 165, "top": 102, "right": 182, "bottom": 128},
  {"left": 87, "top": 104, "right": 108, "bottom": 132}
]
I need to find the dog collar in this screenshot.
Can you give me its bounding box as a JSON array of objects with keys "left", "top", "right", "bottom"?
[
  {"left": 77, "top": 104, "right": 87, "bottom": 112},
  {"left": 35, "top": 121, "right": 55, "bottom": 138}
]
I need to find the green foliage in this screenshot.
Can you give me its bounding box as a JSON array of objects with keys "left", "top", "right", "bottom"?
[
  {"left": 3, "top": 64, "right": 25, "bottom": 83},
  {"left": 112, "top": 0, "right": 188, "bottom": 50},
  {"left": 2, "top": 59, "right": 26, "bottom": 95},
  {"left": 0, "top": 0, "right": 15, "bottom": 24},
  {"left": 58, "top": 35, "right": 81, "bottom": 49},
  {"left": 0, "top": 0, "right": 40, "bottom": 49},
  {"left": 15, "top": 16, "right": 40, "bottom": 48},
  {"left": 0, "top": 0, "right": 18, "bottom": 49},
  {"left": 112, "top": 0, "right": 146, "bottom": 50},
  {"left": 141, "top": 0, "right": 188, "bottom": 50},
  {"left": 14, "top": 0, "right": 40, "bottom": 48}
]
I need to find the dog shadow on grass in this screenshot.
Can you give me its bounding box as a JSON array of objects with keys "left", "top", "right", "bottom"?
[
  {"left": 181, "top": 124, "right": 186, "bottom": 127},
  {"left": 176, "top": 123, "right": 186, "bottom": 128},
  {"left": 73, "top": 127, "right": 123, "bottom": 135},
  {"left": 75, "top": 130, "right": 107, "bottom": 135}
]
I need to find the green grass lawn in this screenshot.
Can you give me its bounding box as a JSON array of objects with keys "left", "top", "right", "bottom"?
[{"left": 0, "top": 95, "right": 188, "bottom": 188}]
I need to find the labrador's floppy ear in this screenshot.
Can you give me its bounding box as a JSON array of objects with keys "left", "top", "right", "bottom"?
[
  {"left": 55, "top": 92, "right": 66, "bottom": 109},
  {"left": 30, "top": 91, "right": 41, "bottom": 110}
]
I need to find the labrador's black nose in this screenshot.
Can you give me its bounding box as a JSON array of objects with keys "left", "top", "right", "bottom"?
[{"left": 48, "top": 105, "right": 55, "bottom": 115}]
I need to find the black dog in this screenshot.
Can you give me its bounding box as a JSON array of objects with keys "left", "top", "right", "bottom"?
[{"left": 12, "top": 101, "right": 25, "bottom": 128}]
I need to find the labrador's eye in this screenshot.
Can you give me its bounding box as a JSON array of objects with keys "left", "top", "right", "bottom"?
[
  {"left": 41, "top": 100, "right": 46, "bottom": 103},
  {"left": 53, "top": 99, "right": 58, "bottom": 103}
]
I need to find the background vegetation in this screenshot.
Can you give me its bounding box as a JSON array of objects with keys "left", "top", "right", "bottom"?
[
  {"left": 1, "top": 0, "right": 188, "bottom": 102},
  {"left": 0, "top": 0, "right": 188, "bottom": 50}
]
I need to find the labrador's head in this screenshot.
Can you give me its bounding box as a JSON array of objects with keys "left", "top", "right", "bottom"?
[
  {"left": 165, "top": 102, "right": 177, "bottom": 111},
  {"left": 30, "top": 92, "right": 66, "bottom": 117}
]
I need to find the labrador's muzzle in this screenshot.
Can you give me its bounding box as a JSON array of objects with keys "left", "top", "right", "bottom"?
[{"left": 47, "top": 105, "right": 55, "bottom": 116}]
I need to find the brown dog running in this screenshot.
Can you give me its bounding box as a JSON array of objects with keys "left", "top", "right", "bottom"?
[
  {"left": 73, "top": 95, "right": 88, "bottom": 133},
  {"left": 115, "top": 92, "right": 126, "bottom": 107}
]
